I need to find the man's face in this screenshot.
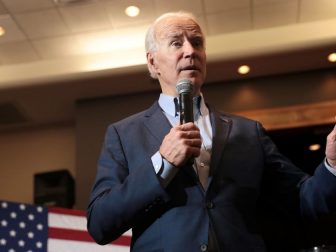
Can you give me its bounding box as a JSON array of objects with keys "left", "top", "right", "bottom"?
[{"left": 148, "top": 16, "right": 207, "bottom": 96}]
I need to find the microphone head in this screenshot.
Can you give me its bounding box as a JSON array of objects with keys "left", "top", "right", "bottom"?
[{"left": 176, "top": 79, "right": 193, "bottom": 95}]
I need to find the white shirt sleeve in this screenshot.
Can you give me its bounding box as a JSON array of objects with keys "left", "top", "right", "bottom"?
[
  {"left": 151, "top": 151, "right": 179, "bottom": 187},
  {"left": 325, "top": 158, "right": 336, "bottom": 176}
]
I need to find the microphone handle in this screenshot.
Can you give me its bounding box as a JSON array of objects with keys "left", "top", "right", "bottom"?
[
  {"left": 179, "top": 92, "right": 194, "bottom": 165},
  {"left": 179, "top": 92, "right": 194, "bottom": 124}
]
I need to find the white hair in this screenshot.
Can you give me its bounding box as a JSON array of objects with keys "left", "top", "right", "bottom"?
[{"left": 145, "top": 11, "right": 203, "bottom": 79}]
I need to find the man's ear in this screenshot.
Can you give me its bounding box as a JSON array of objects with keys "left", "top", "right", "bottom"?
[{"left": 146, "top": 52, "right": 158, "bottom": 74}]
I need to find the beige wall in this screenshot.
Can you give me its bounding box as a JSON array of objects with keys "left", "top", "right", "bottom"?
[{"left": 0, "top": 124, "right": 75, "bottom": 205}]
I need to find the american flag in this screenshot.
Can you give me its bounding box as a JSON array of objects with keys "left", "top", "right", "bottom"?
[{"left": 0, "top": 200, "right": 131, "bottom": 252}]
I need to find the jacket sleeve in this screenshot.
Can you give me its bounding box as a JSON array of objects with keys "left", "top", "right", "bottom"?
[
  {"left": 300, "top": 162, "right": 336, "bottom": 220},
  {"left": 257, "top": 121, "right": 336, "bottom": 221},
  {"left": 86, "top": 125, "right": 170, "bottom": 245}
]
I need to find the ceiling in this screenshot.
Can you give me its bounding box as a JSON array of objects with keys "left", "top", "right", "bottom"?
[{"left": 0, "top": 0, "right": 336, "bottom": 131}]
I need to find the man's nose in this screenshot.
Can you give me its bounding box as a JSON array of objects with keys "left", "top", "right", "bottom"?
[{"left": 183, "top": 40, "right": 196, "bottom": 58}]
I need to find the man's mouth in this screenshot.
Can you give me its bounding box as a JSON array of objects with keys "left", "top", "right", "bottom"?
[{"left": 180, "top": 65, "right": 200, "bottom": 71}]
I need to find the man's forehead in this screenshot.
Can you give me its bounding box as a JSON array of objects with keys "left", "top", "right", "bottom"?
[{"left": 156, "top": 17, "right": 203, "bottom": 39}]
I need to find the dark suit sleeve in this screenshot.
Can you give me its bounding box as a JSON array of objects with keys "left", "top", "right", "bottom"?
[
  {"left": 86, "top": 125, "right": 169, "bottom": 245},
  {"left": 257, "top": 122, "right": 336, "bottom": 220},
  {"left": 300, "top": 163, "right": 336, "bottom": 220}
]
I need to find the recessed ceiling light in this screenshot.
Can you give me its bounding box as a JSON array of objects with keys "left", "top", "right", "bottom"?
[
  {"left": 0, "top": 26, "right": 5, "bottom": 37},
  {"left": 328, "top": 52, "right": 336, "bottom": 63},
  {"left": 125, "top": 6, "right": 140, "bottom": 17},
  {"left": 309, "top": 144, "right": 321, "bottom": 151},
  {"left": 238, "top": 65, "right": 250, "bottom": 75}
]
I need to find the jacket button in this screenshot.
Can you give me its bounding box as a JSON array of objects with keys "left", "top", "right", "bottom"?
[
  {"left": 206, "top": 201, "right": 214, "bottom": 209},
  {"left": 200, "top": 244, "right": 208, "bottom": 251}
]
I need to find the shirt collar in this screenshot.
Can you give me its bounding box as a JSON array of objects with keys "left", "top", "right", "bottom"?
[{"left": 159, "top": 93, "right": 208, "bottom": 118}]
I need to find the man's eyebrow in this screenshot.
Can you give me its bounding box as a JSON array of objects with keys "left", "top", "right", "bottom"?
[
  {"left": 166, "top": 32, "right": 203, "bottom": 39},
  {"left": 192, "top": 34, "right": 204, "bottom": 39},
  {"left": 166, "top": 32, "right": 183, "bottom": 40}
]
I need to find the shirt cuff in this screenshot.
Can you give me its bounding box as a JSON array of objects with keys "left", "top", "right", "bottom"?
[
  {"left": 325, "top": 158, "right": 336, "bottom": 176},
  {"left": 151, "top": 151, "right": 178, "bottom": 187}
]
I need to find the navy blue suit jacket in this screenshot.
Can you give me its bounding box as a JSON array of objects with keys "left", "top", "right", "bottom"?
[{"left": 87, "top": 102, "right": 336, "bottom": 252}]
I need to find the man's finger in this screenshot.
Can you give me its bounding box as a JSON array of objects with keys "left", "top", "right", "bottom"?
[
  {"left": 189, "top": 139, "right": 202, "bottom": 147},
  {"left": 184, "top": 130, "right": 200, "bottom": 139}
]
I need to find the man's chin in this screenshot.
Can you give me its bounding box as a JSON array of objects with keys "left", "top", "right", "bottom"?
[{"left": 179, "top": 72, "right": 204, "bottom": 85}]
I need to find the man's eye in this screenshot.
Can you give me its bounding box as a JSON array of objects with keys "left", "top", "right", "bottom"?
[
  {"left": 193, "top": 39, "right": 204, "bottom": 48},
  {"left": 171, "top": 41, "right": 182, "bottom": 47}
]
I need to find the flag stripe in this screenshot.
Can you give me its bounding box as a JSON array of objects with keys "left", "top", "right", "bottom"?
[
  {"left": 49, "top": 207, "right": 86, "bottom": 217},
  {"left": 49, "top": 212, "right": 86, "bottom": 231},
  {"left": 49, "top": 227, "right": 131, "bottom": 246},
  {"left": 48, "top": 239, "right": 129, "bottom": 252},
  {"left": 49, "top": 227, "right": 93, "bottom": 242}
]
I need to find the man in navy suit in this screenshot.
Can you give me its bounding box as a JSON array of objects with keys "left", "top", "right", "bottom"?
[{"left": 87, "top": 12, "right": 336, "bottom": 251}]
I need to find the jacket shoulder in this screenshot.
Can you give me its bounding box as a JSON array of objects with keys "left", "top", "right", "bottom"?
[
  {"left": 211, "top": 106, "right": 261, "bottom": 127},
  {"left": 108, "top": 101, "right": 160, "bottom": 129}
]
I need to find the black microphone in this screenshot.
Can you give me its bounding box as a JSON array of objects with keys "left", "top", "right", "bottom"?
[
  {"left": 176, "top": 80, "right": 195, "bottom": 166},
  {"left": 176, "top": 79, "right": 194, "bottom": 124}
]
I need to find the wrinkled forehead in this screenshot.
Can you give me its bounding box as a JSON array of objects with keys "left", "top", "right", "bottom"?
[{"left": 155, "top": 17, "right": 204, "bottom": 41}]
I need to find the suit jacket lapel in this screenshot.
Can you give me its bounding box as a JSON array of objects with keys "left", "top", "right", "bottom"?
[
  {"left": 209, "top": 105, "right": 232, "bottom": 177},
  {"left": 143, "top": 102, "right": 172, "bottom": 146}
]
